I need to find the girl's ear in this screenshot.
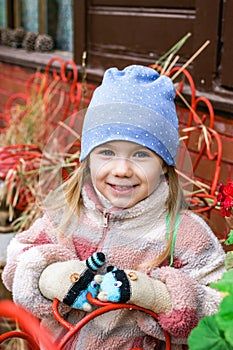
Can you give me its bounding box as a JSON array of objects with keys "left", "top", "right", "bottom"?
[{"left": 162, "top": 163, "right": 168, "bottom": 174}]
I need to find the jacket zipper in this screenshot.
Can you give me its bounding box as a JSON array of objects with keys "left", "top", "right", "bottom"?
[{"left": 98, "top": 210, "right": 110, "bottom": 250}]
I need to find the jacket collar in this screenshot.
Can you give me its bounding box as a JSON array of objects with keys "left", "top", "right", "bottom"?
[{"left": 81, "top": 176, "right": 169, "bottom": 220}]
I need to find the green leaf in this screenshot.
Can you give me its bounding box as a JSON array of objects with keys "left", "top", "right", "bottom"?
[
  {"left": 216, "top": 295, "right": 233, "bottom": 345},
  {"left": 211, "top": 270, "right": 233, "bottom": 294},
  {"left": 188, "top": 315, "right": 232, "bottom": 350},
  {"left": 225, "top": 229, "right": 233, "bottom": 245},
  {"left": 155, "top": 32, "right": 191, "bottom": 66},
  {"left": 224, "top": 328, "right": 233, "bottom": 347}
]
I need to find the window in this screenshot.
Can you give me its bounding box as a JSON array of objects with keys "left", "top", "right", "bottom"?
[
  {"left": 0, "top": 0, "right": 7, "bottom": 27},
  {"left": 0, "top": 0, "right": 73, "bottom": 52}
]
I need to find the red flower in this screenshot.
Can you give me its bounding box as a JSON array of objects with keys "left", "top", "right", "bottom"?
[
  {"left": 217, "top": 180, "right": 233, "bottom": 217},
  {"left": 224, "top": 181, "right": 233, "bottom": 197}
]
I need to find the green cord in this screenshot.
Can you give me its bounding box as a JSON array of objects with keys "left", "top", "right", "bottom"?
[{"left": 166, "top": 213, "right": 180, "bottom": 266}]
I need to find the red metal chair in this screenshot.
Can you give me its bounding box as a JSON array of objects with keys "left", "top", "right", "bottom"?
[
  {"left": 168, "top": 67, "right": 222, "bottom": 215},
  {"left": 0, "top": 294, "right": 171, "bottom": 350},
  {"left": 0, "top": 57, "right": 93, "bottom": 230},
  {"left": 0, "top": 299, "right": 57, "bottom": 350},
  {"left": 149, "top": 65, "right": 222, "bottom": 215},
  {"left": 4, "top": 56, "right": 96, "bottom": 136}
]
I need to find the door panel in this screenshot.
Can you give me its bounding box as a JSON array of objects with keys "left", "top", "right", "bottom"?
[
  {"left": 74, "top": 0, "right": 233, "bottom": 94},
  {"left": 220, "top": 0, "right": 233, "bottom": 89}
]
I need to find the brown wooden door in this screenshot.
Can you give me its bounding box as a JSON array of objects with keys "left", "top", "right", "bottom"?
[
  {"left": 220, "top": 0, "right": 233, "bottom": 89},
  {"left": 73, "top": 0, "right": 233, "bottom": 96}
]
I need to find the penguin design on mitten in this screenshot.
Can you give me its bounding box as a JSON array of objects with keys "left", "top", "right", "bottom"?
[
  {"left": 96, "top": 266, "right": 171, "bottom": 314},
  {"left": 39, "top": 252, "right": 105, "bottom": 312},
  {"left": 63, "top": 252, "right": 105, "bottom": 311}
]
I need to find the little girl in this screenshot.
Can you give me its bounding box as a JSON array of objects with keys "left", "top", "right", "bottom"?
[{"left": 2, "top": 65, "right": 226, "bottom": 349}]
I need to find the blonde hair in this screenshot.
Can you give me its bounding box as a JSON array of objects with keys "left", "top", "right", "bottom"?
[
  {"left": 64, "top": 159, "right": 89, "bottom": 218},
  {"left": 136, "top": 166, "right": 186, "bottom": 271},
  {"left": 64, "top": 161, "right": 186, "bottom": 270}
]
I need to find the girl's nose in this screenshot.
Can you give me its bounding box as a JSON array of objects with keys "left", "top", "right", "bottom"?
[{"left": 111, "top": 158, "right": 133, "bottom": 177}]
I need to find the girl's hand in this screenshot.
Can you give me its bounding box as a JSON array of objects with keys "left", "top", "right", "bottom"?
[
  {"left": 97, "top": 266, "right": 171, "bottom": 314},
  {"left": 39, "top": 253, "right": 105, "bottom": 311}
]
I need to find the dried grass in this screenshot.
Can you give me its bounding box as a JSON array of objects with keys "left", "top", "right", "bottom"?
[
  {"left": 0, "top": 77, "right": 81, "bottom": 233},
  {"left": 0, "top": 319, "right": 27, "bottom": 350}
]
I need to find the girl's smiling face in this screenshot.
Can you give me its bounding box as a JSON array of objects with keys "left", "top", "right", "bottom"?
[{"left": 89, "top": 141, "right": 165, "bottom": 208}]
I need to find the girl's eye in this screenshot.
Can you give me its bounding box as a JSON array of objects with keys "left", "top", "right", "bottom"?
[
  {"left": 91, "top": 281, "right": 97, "bottom": 288},
  {"left": 114, "top": 281, "right": 122, "bottom": 287},
  {"left": 134, "top": 151, "right": 150, "bottom": 158},
  {"left": 100, "top": 150, "right": 115, "bottom": 156}
]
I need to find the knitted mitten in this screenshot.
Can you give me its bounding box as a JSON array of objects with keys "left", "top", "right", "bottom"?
[
  {"left": 39, "top": 252, "right": 105, "bottom": 311},
  {"left": 96, "top": 266, "right": 171, "bottom": 314}
]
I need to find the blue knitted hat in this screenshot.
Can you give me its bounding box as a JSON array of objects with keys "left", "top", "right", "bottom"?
[{"left": 80, "top": 65, "right": 179, "bottom": 165}]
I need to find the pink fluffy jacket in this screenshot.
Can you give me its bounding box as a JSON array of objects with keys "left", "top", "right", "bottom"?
[{"left": 2, "top": 179, "right": 226, "bottom": 349}]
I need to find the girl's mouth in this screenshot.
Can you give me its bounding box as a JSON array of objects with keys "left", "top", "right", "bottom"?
[{"left": 109, "top": 184, "right": 138, "bottom": 193}]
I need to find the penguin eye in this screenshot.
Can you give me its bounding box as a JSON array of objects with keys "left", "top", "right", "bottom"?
[
  {"left": 91, "top": 281, "right": 97, "bottom": 288},
  {"left": 114, "top": 281, "right": 122, "bottom": 287}
]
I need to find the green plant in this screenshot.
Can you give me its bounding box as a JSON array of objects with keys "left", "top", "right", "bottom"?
[
  {"left": 188, "top": 266, "right": 233, "bottom": 349},
  {"left": 188, "top": 179, "right": 233, "bottom": 350}
]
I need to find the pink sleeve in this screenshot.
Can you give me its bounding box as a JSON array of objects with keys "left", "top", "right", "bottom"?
[
  {"left": 2, "top": 214, "right": 77, "bottom": 319},
  {"left": 157, "top": 267, "right": 199, "bottom": 338}
]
